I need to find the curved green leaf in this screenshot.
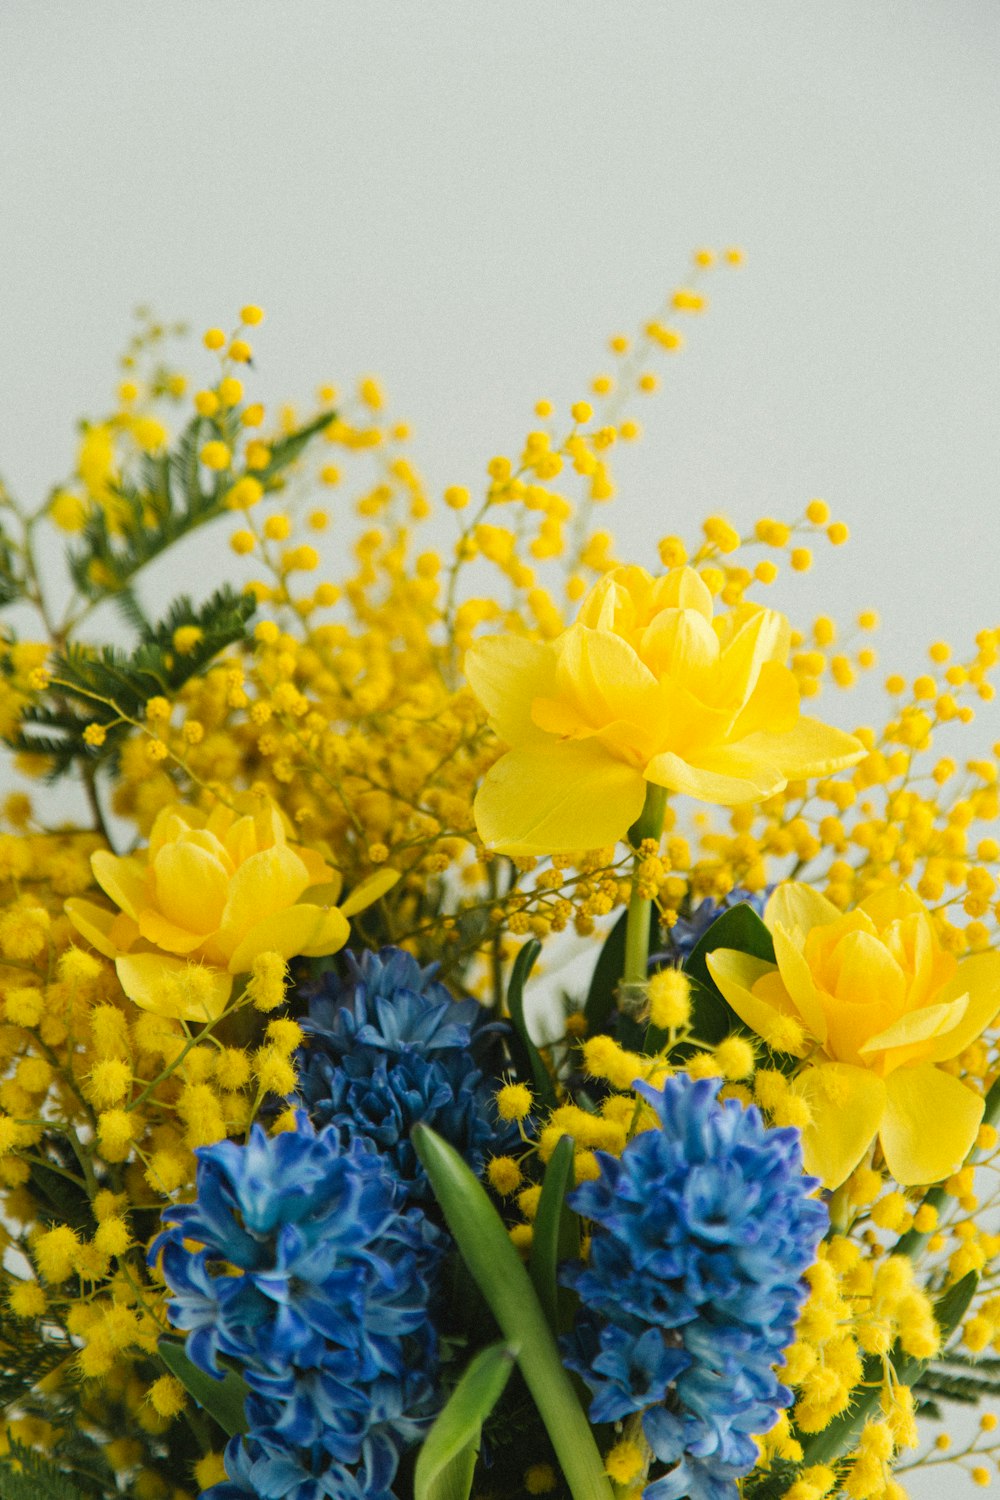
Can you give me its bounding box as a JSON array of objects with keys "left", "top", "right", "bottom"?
[
  {"left": 505, "top": 939, "right": 556, "bottom": 1108},
  {"left": 529, "top": 1134, "right": 579, "bottom": 1335},
  {"left": 415, "top": 1341, "right": 518, "bottom": 1500},
  {"left": 158, "top": 1338, "right": 249, "bottom": 1436},
  {"left": 412, "top": 1124, "right": 614, "bottom": 1500}
]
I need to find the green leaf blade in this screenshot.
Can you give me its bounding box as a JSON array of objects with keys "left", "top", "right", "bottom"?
[
  {"left": 158, "top": 1337, "right": 249, "bottom": 1436},
  {"left": 414, "top": 1341, "right": 518, "bottom": 1500},
  {"left": 529, "top": 1134, "right": 579, "bottom": 1335},
  {"left": 412, "top": 1124, "right": 614, "bottom": 1500}
]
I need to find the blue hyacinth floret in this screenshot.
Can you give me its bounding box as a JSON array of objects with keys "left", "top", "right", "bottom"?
[
  {"left": 562, "top": 1074, "right": 827, "bottom": 1500},
  {"left": 153, "top": 1114, "right": 445, "bottom": 1500},
  {"left": 297, "top": 947, "right": 517, "bottom": 1198}
]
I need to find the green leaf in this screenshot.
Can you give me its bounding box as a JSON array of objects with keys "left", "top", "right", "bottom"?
[
  {"left": 12, "top": 586, "right": 255, "bottom": 780},
  {"left": 412, "top": 1125, "right": 614, "bottom": 1500},
  {"left": 0, "top": 1441, "right": 91, "bottom": 1500},
  {"left": 158, "top": 1338, "right": 249, "bottom": 1436},
  {"left": 505, "top": 939, "right": 556, "bottom": 1109},
  {"left": 529, "top": 1134, "right": 580, "bottom": 1335},
  {"left": 414, "top": 1341, "right": 518, "bottom": 1500},
  {"left": 66, "top": 408, "right": 333, "bottom": 600},
  {"left": 649, "top": 903, "right": 775, "bottom": 1052}
]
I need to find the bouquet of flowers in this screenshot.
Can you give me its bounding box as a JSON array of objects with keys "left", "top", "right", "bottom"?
[{"left": 1, "top": 263, "right": 999, "bottom": 1500}]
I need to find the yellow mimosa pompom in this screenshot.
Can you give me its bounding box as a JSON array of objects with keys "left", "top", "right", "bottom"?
[{"left": 647, "top": 967, "right": 691, "bottom": 1029}]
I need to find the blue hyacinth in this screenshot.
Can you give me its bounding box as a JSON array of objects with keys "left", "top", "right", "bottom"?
[
  {"left": 297, "top": 947, "right": 516, "bottom": 1197},
  {"left": 562, "top": 1075, "right": 826, "bottom": 1500},
  {"left": 153, "top": 1114, "right": 444, "bottom": 1500}
]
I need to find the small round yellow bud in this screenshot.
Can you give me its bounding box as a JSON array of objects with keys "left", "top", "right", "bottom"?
[
  {"left": 240, "top": 304, "right": 265, "bottom": 325},
  {"left": 203, "top": 327, "right": 226, "bottom": 350}
]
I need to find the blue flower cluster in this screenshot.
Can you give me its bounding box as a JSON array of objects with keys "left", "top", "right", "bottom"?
[
  {"left": 297, "top": 947, "right": 515, "bottom": 1198},
  {"left": 562, "top": 1075, "right": 826, "bottom": 1500},
  {"left": 154, "top": 1115, "right": 444, "bottom": 1500}
]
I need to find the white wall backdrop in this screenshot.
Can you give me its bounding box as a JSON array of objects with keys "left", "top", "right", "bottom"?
[{"left": 1, "top": 4, "right": 999, "bottom": 1488}]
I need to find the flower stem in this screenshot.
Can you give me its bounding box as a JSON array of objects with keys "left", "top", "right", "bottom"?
[{"left": 622, "top": 784, "right": 668, "bottom": 989}]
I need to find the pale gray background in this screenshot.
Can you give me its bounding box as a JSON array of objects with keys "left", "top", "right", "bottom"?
[{"left": 2, "top": 3, "right": 1000, "bottom": 1489}]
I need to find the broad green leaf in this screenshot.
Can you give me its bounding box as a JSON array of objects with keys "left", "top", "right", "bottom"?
[
  {"left": 414, "top": 1341, "right": 517, "bottom": 1500},
  {"left": 647, "top": 903, "right": 775, "bottom": 1051},
  {"left": 505, "top": 939, "right": 556, "bottom": 1109},
  {"left": 158, "top": 1338, "right": 249, "bottom": 1436},
  {"left": 529, "top": 1134, "right": 580, "bottom": 1335},
  {"left": 412, "top": 1125, "right": 614, "bottom": 1500}
]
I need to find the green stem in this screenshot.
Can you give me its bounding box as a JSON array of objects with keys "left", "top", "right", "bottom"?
[{"left": 622, "top": 784, "right": 668, "bottom": 988}]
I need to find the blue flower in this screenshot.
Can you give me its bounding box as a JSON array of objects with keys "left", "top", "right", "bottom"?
[
  {"left": 297, "top": 947, "right": 516, "bottom": 1197},
  {"left": 154, "top": 1114, "right": 444, "bottom": 1498},
  {"left": 562, "top": 1075, "right": 826, "bottom": 1500}
]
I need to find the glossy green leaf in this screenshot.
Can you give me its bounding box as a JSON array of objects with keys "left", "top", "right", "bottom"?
[
  {"left": 648, "top": 903, "right": 775, "bottom": 1051},
  {"left": 505, "top": 939, "right": 556, "bottom": 1108},
  {"left": 158, "top": 1338, "right": 249, "bottom": 1436},
  {"left": 529, "top": 1134, "right": 580, "bottom": 1335},
  {"left": 414, "top": 1342, "right": 517, "bottom": 1500},
  {"left": 412, "top": 1125, "right": 614, "bottom": 1500}
]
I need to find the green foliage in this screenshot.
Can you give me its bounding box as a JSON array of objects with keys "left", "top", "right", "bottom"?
[
  {"left": 13, "top": 585, "right": 255, "bottom": 780},
  {"left": 414, "top": 1342, "right": 518, "bottom": 1500},
  {"left": 0, "top": 1438, "right": 101, "bottom": 1500},
  {"left": 159, "top": 1337, "right": 250, "bottom": 1436},
  {"left": 0, "top": 1326, "right": 69, "bottom": 1415},
  {"left": 504, "top": 939, "right": 556, "bottom": 1109},
  {"left": 412, "top": 1124, "right": 615, "bottom": 1500},
  {"left": 0, "top": 518, "right": 21, "bottom": 609},
  {"left": 66, "top": 409, "right": 332, "bottom": 600},
  {"left": 528, "top": 1133, "right": 580, "bottom": 1336},
  {"left": 915, "top": 1349, "right": 1000, "bottom": 1408}
]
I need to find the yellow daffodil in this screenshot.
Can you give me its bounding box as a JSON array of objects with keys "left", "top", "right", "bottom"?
[
  {"left": 466, "top": 565, "right": 865, "bottom": 853},
  {"left": 66, "top": 798, "right": 396, "bottom": 1022},
  {"left": 707, "top": 883, "right": 1000, "bottom": 1188}
]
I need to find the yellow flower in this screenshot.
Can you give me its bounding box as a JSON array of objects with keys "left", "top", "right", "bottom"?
[
  {"left": 707, "top": 883, "right": 1000, "bottom": 1188},
  {"left": 466, "top": 565, "right": 864, "bottom": 853},
  {"left": 66, "top": 798, "right": 396, "bottom": 1021}
]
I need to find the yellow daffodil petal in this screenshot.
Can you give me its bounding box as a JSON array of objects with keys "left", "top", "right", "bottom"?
[
  {"left": 296, "top": 845, "right": 335, "bottom": 886},
  {"left": 771, "top": 920, "right": 828, "bottom": 1044},
  {"left": 552, "top": 624, "right": 659, "bottom": 728},
  {"left": 474, "top": 740, "right": 647, "bottom": 855},
  {"left": 919, "top": 952, "right": 1000, "bottom": 1064},
  {"left": 644, "top": 746, "right": 783, "bottom": 805},
  {"left": 227, "top": 903, "right": 350, "bottom": 971},
  {"left": 790, "top": 1064, "right": 887, "bottom": 1190},
  {"left": 151, "top": 840, "right": 230, "bottom": 935},
  {"left": 65, "top": 898, "right": 129, "bottom": 960},
  {"left": 728, "top": 661, "right": 800, "bottom": 741},
  {"left": 219, "top": 844, "right": 312, "bottom": 945},
  {"left": 137, "top": 909, "right": 207, "bottom": 956},
  {"left": 638, "top": 606, "right": 719, "bottom": 687},
  {"left": 339, "top": 868, "right": 400, "bottom": 917},
  {"left": 115, "top": 953, "right": 232, "bottom": 1022},
  {"left": 654, "top": 565, "right": 714, "bottom": 620},
  {"left": 706, "top": 950, "right": 809, "bottom": 1056},
  {"left": 881, "top": 1065, "right": 984, "bottom": 1185},
  {"left": 91, "top": 851, "right": 148, "bottom": 921},
  {"left": 860, "top": 994, "right": 969, "bottom": 1056},
  {"left": 856, "top": 884, "right": 925, "bottom": 927},
  {"left": 738, "top": 717, "right": 865, "bottom": 780},
  {"left": 464, "top": 635, "right": 557, "bottom": 746},
  {"left": 765, "top": 881, "right": 840, "bottom": 938},
  {"left": 711, "top": 606, "right": 789, "bottom": 709}
]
